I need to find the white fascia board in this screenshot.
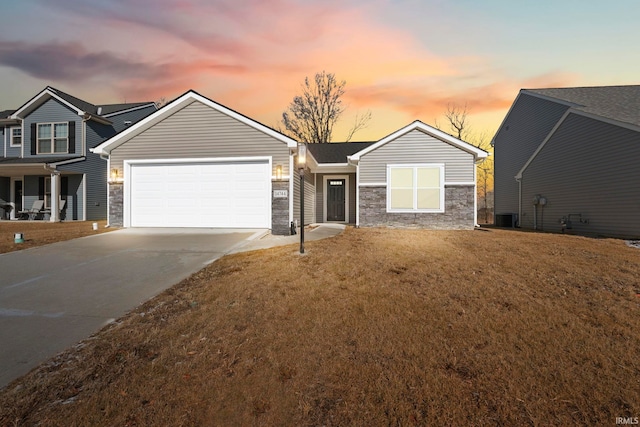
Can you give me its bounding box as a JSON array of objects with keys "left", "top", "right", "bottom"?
[
  {"left": 94, "top": 90, "right": 298, "bottom": 156},
  {"left": 350, "top": 120, "right": 488, "bottom": 161},
  {"left": 11, "top": 88, "right": 84, "bottom": 119}
]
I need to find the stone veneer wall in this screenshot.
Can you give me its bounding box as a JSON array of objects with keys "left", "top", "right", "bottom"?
[
  {"left": 271, "top": 180, "right": 291, "bottom": 235},
  {"left": 108, "top": 183, "right": 124, "bottom": 227},
  {"left": 359, "top": 185, "right": 475, "bottom": 229}
]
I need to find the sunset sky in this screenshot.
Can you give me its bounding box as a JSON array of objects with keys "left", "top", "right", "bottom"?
[{"left": 0, "top": 0, "right": 638, "bottom": 141}]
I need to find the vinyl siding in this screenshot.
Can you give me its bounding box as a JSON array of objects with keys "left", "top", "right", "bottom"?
[
  {"left": 21, "top": 174, "right": 84, "bottom": 220},
  {"left": 61, "top": 107, "right": 156, "bottom": 220},
  {"left": 110, "top": 100, "right": 290, "bottom": 179},
  {"left": 520, "top": 113, "right": 640, "bottom": 238},
  {"left": 493, "top": 93, "right": 569, "bottom": 215},
  {"left": 293, "top": 168, "right": 315, "bottom": 225},
  {"left": 0, "top": 176, "right": 11, "bottom": 202},
  {"left": 23, "top": 98, "right": 81, "bottom": 158},
  {"left": 314, "top": 173, "right": 356, "bottom": 223},
  {"left": 5, "top": 125, "right": 22, "bottom": 157},
  {"left": 358, "top": 129, "right": 475, "bottom": 184}
]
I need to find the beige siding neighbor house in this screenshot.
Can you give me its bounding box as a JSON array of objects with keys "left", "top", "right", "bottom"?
[{"left": 94, "top": 91, "right": 488, "bottom": 234}]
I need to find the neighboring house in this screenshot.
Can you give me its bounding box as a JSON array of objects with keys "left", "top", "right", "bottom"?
[
  {"left": 0, "top": 87, "right": 156, "bottom": 221},
  {"left": 93, "top": 90, "right": 487, "bottom": 234},
  {"left": 493, "top": 85, "right": 640, "bottom": 237}
]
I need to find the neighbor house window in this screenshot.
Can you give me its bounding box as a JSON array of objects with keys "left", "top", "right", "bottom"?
[
  {"left": 10, "top": 127, "right": 22, "bottom": 147},
  {"left": 387, "top": 164, "right": 444, "bottom": 212},
  {"left": 37, "top": 122, "right": 68, "bottom": 154}
]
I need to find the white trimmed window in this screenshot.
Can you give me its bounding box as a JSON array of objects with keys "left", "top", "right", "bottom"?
[
  {"left": 10, "top": 127, "right": 22, "bottom": 147},
  {"left": 387, "top": 164, "right": 444, "bottom": 212},
  {"left": 37, "top": 122, "right": 68, "bottom": 154}
]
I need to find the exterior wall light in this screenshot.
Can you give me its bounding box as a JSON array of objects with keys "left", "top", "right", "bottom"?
[
  {"left": 110, "top": 168, "right": 121, "bottom": 183},
  {"left": 275, "top": 164, "right": 283, "bottom": 181}
]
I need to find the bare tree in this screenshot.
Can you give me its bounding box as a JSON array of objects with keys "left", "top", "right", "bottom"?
[
  {"left": 470, "top": 132, "right": 494, "bottom": 224},
  {"left": 344, "top": 110, "right": 372, "bottom": 143},
  {"left": 440, "top": 103, "right": 470, "bottom": 140},
  {"left": 281, "top": 71, "right": 370, "bottom": 143},
  {"left": 437, "top": 103, "right": 494, "bottom": 223},
  {"left": 155, "top": 97, "right": 168, "bottom": 109}
]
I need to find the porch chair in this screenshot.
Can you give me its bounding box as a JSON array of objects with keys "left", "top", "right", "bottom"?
[
  {"left": 18, "top": 200, "right": 45, "bottom": 220},
  {"left": 42, "top": 199, "right": 67, "bottom": 221},
  {"left": 0, "top": 198, "right": 12, "bottom": 220}
]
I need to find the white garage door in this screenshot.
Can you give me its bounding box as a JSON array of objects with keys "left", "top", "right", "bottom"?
[{"left": 129, "top": 160, "right": 271, "bottom": 228}]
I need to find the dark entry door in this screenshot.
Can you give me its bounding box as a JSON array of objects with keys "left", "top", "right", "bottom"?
[
  {"left": 14, "top": 180, "right": 23, "bottom": 213},
  {"left": 327, "top": 179, "right": 345, "bottom": 222}
]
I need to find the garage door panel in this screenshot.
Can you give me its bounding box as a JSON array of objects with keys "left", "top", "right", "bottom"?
[{"left": 130, "top": 160, "right": 270, "bottom": 228}]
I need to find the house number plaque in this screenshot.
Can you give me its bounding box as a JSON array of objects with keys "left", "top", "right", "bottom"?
[{"left": 273, "top": 190, "right": 288, "bottom": 198}]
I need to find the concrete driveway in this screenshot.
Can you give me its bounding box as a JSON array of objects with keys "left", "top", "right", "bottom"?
[{"left": 0, "top": 228, "right": 263, "bottom": 389}]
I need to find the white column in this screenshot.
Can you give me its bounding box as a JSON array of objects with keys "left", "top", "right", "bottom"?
[{"left": 50, "top": 172, "right": 61, "bottom": 222}]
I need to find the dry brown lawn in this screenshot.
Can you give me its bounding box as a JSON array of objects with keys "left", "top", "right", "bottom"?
[
  {"left": 1, "top": 227, "right": 639, "bottom": 426},
  {"left": 0, "top": 220, "right": 113, "bottom": 254}
]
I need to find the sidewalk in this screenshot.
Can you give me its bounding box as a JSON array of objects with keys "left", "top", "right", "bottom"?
[{"left": 229, "top": 223, "right": 346, "bottom": 253}]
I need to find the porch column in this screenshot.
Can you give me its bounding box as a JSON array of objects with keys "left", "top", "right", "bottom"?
[{"left": 50, "top": 172, "right": 61, "bottom": 222}]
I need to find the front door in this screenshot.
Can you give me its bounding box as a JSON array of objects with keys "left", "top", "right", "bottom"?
[
  {"left": 13, "top": 179, "right": 23, "bottom": 215},
  {"left": 327, "top": 179, "right": 346, "bottom": 222}
]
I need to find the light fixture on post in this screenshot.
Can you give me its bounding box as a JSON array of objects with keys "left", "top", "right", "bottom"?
[
  {"left": 297, "top": 143, "right": 307, "bottom": 254},
  {"left": 275, "top": 164, "right": 282, "bottom": 181}
]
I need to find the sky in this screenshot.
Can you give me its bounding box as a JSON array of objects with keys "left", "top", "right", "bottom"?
[{"left": 0, "top": 0, "right": 638, "bottom": 141}]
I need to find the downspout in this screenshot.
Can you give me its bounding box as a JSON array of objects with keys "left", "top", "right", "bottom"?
[
  {"left": 474, "top": 157, "right": 483, "bottom": 227},
  {"left": 516, "top": 176, "right": 522, "bottom": 228}
]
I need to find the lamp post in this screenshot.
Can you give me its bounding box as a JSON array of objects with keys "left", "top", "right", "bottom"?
[{"left": 297, "top": 143, "right": 307, "bottom": 254}]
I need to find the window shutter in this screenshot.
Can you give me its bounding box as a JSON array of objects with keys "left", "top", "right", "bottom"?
[
  {"left": 31, "top": 123, "right": 37, "bottom": 155},
  {"left": 38, "top": 177, "right": 45, "bottom": 200},
  {"left": 68, "top": 121, "right": 75, "bottom": 154}
]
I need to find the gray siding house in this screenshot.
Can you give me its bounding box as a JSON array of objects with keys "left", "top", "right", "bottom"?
[
  {"left": 94, "top": 91, "right": 487, "bottom": 234},
  {"left": 0, "top": 87, "right": 156, "bottom": 221},
  {"left": 493, "top": 85, "right": 640, "bottom": 237}
]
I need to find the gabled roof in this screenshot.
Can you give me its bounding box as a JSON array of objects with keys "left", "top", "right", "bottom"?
[
  {"left": 525, "top": 85, "right": 640, "bottom": 127},
  {"left": 349, "top": 120, "right": 488, "bottom": 162},
  {"left": 500, "top": 85, "right": 640, "bottom": 180},
  {"left": 10, "top": 86, "right": 155, "bottom": 124},
  {"left": 306, "top": 141, "right": 375, "bottom": 164},
  {"left": 93, "top": 90, "right": 298, "bottom": 155},
  {"left": 0, "top": 109, "right": 19, "bottom": 126}
]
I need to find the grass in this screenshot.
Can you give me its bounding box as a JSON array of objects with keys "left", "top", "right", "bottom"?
[
  {"left": 0, "top": 220, "right": 112, "bottom": 254},
  {"left": 1, "top": 227, "right": 639, "bottom": 426}
]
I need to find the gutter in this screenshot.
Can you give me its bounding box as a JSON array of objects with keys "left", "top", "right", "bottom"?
[{"left": 82, "top": 113, "right": 112, "bottom": 126}]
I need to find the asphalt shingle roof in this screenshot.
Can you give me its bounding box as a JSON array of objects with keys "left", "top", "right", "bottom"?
[
  {"left": 0, "top": 110, "right": 16, "bottom": 118},
  {"left": 48, "top": 87, "right": 153, "bottom": 117},
  {"left": 306, "top": 142, "right": 376, "bottom": 164},
  {"left": 525, "top": 85, "right": 640, "bottom": 127}
]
